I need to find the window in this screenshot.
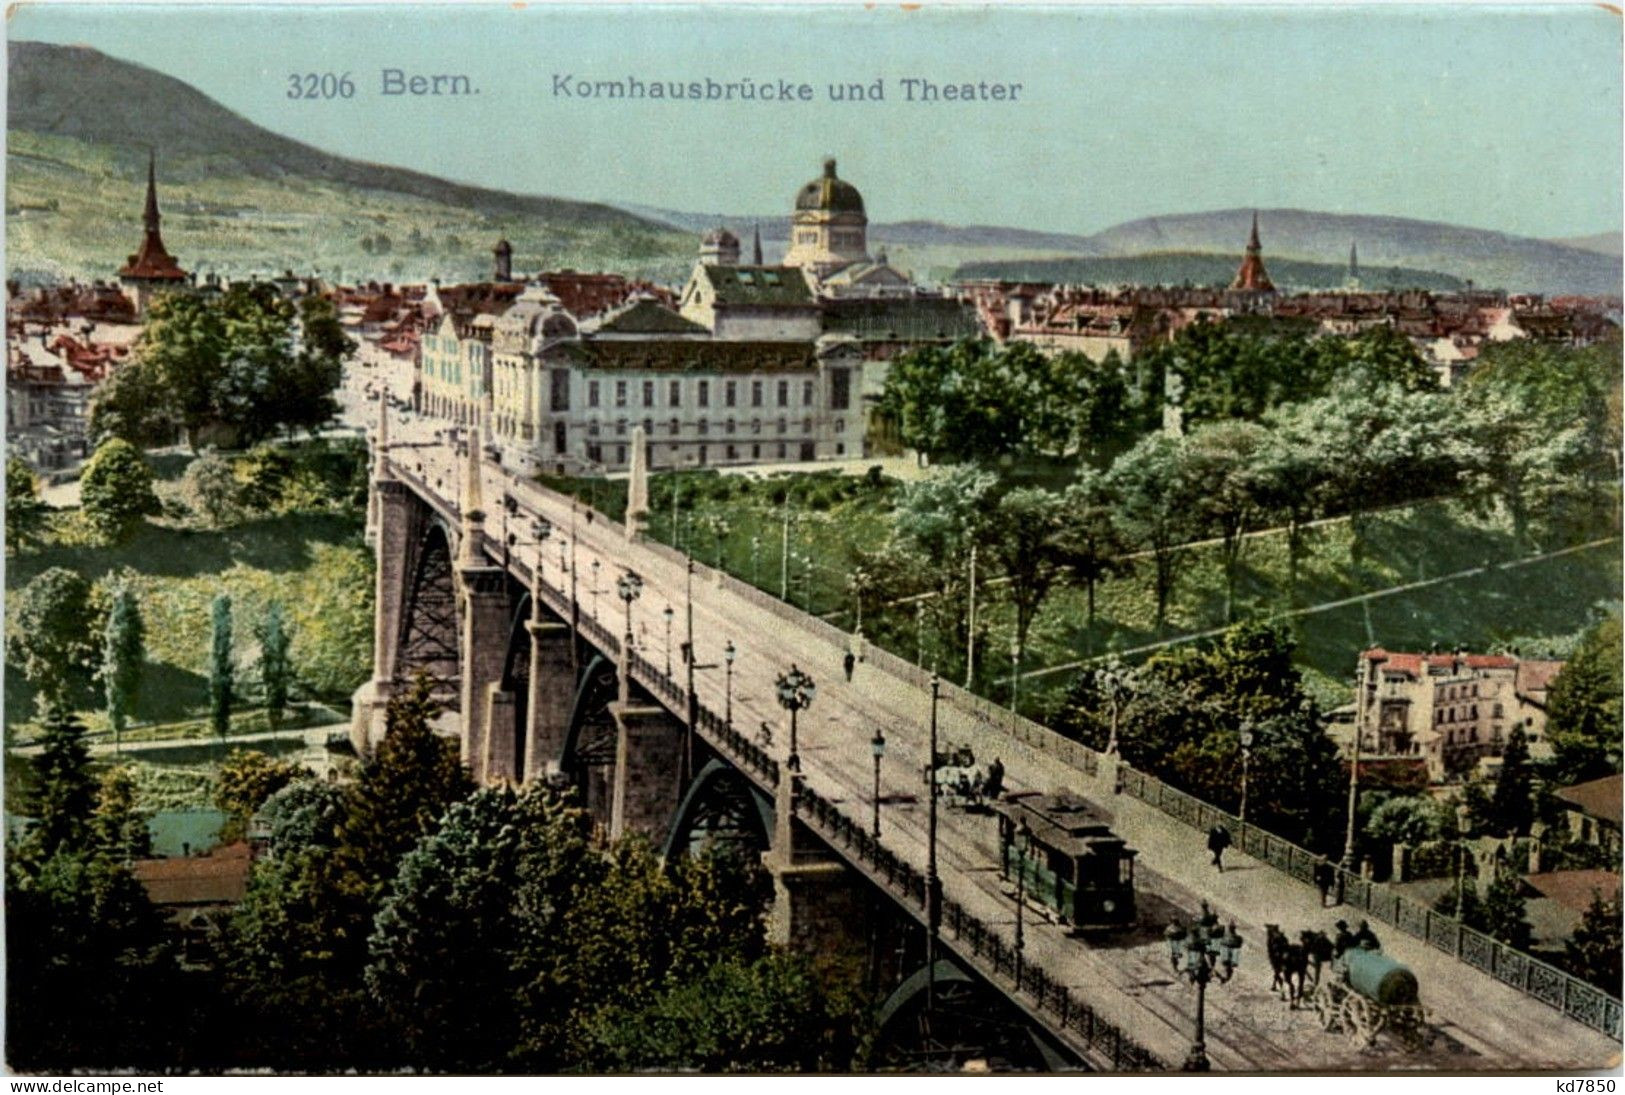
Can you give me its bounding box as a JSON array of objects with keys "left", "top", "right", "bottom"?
[
  {"left": 726, "top": 444, "right": 737, "bottom": 460},
  {"left": 669, "top": 380, "right": 681, "bottom": 406},
  {"left": 616, "top": 445, "right": 626, "bottom": 464},
  {"left": 777, "top": 418, "right": 787, "bottom": 434},
  {"left": 698, "top": 380, "right": 710, "bottom": 407},
  {"left": 616, "top": 419, "right": 627, "bottom": 436},
  {"left": 669, "top": 417, "right": 680, "bottom": 435},
  {"left": 725, "top": 381, "right": 738, "bottom": 407},
  {"left": 550, "top": 369, "right": 570, "bottom": 412},
  {"left": 751, "top": 381, "right": 763, "bottom": 407},
  {"left": 726, "top": 418, "right": 736, "bottom": 434},
  {"left": 1493, "top": 702, "right": 1503, "bottom": 718},
  {"left": 587, "top": 443, "right": 602, "bottom": 462},
  {"left": 615, "top": 380, "right": 628, "bottom": 407},
  {"left": 830, "top": 368, "right": 851, "bottom": 410},
  {"left": 642, "top": 381, "right": 655, "bottom": 408},
  {"left": 836, "top": 442, "right": 845, "bottom": 456},
  {"left": 803, "top": 417, "right": 812, "bottom": 433},
  {"left": 803, "top": 379, "right": 814, "bottom": 405},
  {"left": 589, "top": 422, "right": 600, "bottom": 437},
  {"left": 778, "top": 443, "right": 787, "bottom": 458},
  {"left": 553, "top": 421, "right": 567, "bottom": 454},
  {"left": 835, "top": 418, "right": 845, "bottom": 433},
  {"left": 643, "top": 418, "right": 654, "bottom": 436},
  {"left": 752, "top": 419, "right": 761, "bottom": 434},
  {"left": 752, "top": 444, "right": 761, "bottom": 458},
  {"left": 777, "top": 380, "right": 789, "bottom": 407},
  {"left": 699, "top": 420, "right": 709, "bottom": 435}
]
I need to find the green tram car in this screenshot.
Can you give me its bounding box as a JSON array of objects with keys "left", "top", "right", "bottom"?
[{"left": 995, "top": 792, "right": 1138, "bottom": 933}]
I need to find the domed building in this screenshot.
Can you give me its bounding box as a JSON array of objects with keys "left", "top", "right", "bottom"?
[{"left": 784, "top": 158, "right": 871, "bottom": 276}]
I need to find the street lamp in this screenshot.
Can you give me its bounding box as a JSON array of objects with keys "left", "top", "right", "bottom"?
[
  {"left": 506, "top": 515, "right": 552, "bottom": 584},
  {"left": 663, "top": 605, "right": 674, "bottom": 676},
  {"left": 724, "top": 640, "right": 736, "bottom": 727},
  {"left": 591, "top": 560, "right": 601, "bottom": 620},
  {"left": 617, "top": 570, "right": 643, "bottom": 654},
  {"left": 1013, "top": 817, "right": 1031, "bottom": 987},
  {"left": 775, "top": 664, "right": 815, "bottom": 775},
  {"left": 1009, "top": 634, "right": 1021, "bottom": 721},
  {"left": 1100, "top": 658, "right": 1129, "bottom": 755},
  {"left": 926, "top": 670, "right": 943, "bottom": 1015},
  {"left": 1239, "top": 724, "right": 1254, "bottom": 826},
  {"left": 1164, "top": 904, "right": 1243, "bottom": 1072},
  {"left": 750, "top": 534, "right": 763, "bottom": 587},
  {"left": 870, "top": 725, "right": 887, "bottom": 838}
]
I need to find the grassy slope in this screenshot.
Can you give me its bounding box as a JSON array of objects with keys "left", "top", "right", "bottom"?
[{"left": 6, "top": 130, "right": 694, "bottom": 284}]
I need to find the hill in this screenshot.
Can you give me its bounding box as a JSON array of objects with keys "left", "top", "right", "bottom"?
[
  {"left": 952, "top": 252, "right": 1466, "bottom": 293},
  {"left": 1550, "top": 232, "right": 1624, "bottom": 258},
  {"left": 6, "top": 41, "right": 693, "bottom": 283}
]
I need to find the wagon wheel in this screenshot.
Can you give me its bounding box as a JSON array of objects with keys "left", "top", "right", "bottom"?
[
  {"left": 1394, "top": 1005, "right": 1431, "bottom": 1053},
  {"left": 1312, "top": 984, "right": 1341, "bottom": 1031},
  {"left": 1341, "top": 994, "right": 1377, "bottom": 1048}
]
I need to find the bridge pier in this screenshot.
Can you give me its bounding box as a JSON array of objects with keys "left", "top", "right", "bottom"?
[
  {"left": 353, "top": 477, "right": 415, "bottom": 756},
  {"left": 524, "top": 619, "right": 574, "bottom": 782},
  {"left": 608, "top": 701, "right": 685, "bottom": 839},
  {"left": 762, "top": 776, "right": 867, "bottom": 976},
  {"left": 459, "top": 567, "right": 510, "bottom": 783}
]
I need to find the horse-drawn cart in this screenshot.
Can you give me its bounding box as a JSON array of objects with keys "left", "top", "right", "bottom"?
[{"left": 1310, "top": 947, "right": 1431, "bottom": 1051}]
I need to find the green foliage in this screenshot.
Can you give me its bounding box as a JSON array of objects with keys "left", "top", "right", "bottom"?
[
  {"left": 214, "top": 749, "right": 303, "bottom": 843},
  {"left": 91, "top": 283, "right": 351, "bottom": 451},
  {"left": 180, "top": 453, "right": 241, "bottom": 528},
  {"left": 1366, "top": 795, "right": 1452, "bottom": 847},
  {"left": 99, "top": 583, "right": 145, "bottom": 743},
  {"left": 8, "top": 566, "right": 99, "bottom": 710},
  {"left": 258, "top": 778, "right": 348, "bottom": 858},
  {"left": 587, "top": 953, "right": 862, "bottom": 1073},
  {"left": 5, "top": 849, "right": 182, "bottom": 1071},
  {"left": 1479, "top": 868, "right": 1534, "bottom": 951},
  {"left": 1106, "top": 432, "right": 1200, "bottom": 630},
  {"left": 7, "top": 456, "right": 49, "bottom": 553},
  {"left": 23, "top": 705, "right": 100, "bottom": 861},
  {"left": 1056, "top": 469, "right": 1134, "bottom": 638},
  {"left": 257, "top": 600, "right": 293, "bottom": 726},
  {"left": 1489, "top": 726, "right": 1535, "bottom": 837},
  {"left": 1564, "top": 888, "right": 1622, "bottom": 995},
  {"left": 210, "top": 593, "right": 234, "bottom": 737},
  {"left": 980, "top": 486, "right": 1069, "bottom": 656},
  {"left": 1545, "top": 613, "right": 1624, "bottom": 785},
  {"left": 93, "top": 764, "right": 153, "bottom": 861},
  {"left": 79, "top": 438, "right": 160, "bottom": 543}
]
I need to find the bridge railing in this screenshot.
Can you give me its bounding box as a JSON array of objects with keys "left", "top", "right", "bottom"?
[
  {"left": 500, "top": 479, "right": 1621, "bottom": 1041},
  {"left": 791, "top": 779, "right": 1164, "bottom": 1071}
]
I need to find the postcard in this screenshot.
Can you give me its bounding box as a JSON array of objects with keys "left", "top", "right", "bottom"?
[{"left": 4, "top": 0, "right": 1621, "bottom": 1079}]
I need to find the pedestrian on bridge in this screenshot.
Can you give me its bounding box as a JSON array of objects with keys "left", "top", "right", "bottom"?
[
  {"left": 1313, "top": 857, "right": 1336, "bottom": 907},
  {"left": 843, "top": 650, "right": 856, "bottom": 682},
  {"left": 1207, "top": 823, "right": 1232, "bottom": 872}
]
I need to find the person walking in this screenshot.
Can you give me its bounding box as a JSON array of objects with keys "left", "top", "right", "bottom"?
[
  {"left": 843, "top": 649, "right": 856, "bottom": 682},
  {"left": 1313, "top": 857, "right": 1336, "bottom": 907},
  {"left": 1207, "top": 823, "right": 1232, "bottom": 872}
]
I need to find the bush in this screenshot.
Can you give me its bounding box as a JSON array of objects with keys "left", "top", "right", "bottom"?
[{"left": 80, "top": 440, "right": 160, "bottom": 543}]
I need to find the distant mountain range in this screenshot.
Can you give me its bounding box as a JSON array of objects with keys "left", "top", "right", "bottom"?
[
  {"left": 953, "top": 252, "right": 1466, "bottom": 293},
  {"left": 7, "top": 40, "right": 1620, "bottom": 296}
]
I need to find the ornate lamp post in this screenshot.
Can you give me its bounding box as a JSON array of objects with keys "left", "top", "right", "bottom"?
[
  {"left": 617, "top": 570, "right": 643, "bottom": 654},
  {"left": 506, "top": 515, "right": 551, "bottom": 584},
  {"left": 590, "top": 560, "right": 602, "bottom": 620},
  {"left": 870, "top": 725, "right": 887, "bottom": 838},
  {"left": 724, "top": 640, "right": 736, "bottom": 727},
  {"left": 1009, "top": 634, "right": 1021, "bottom": 721},
  {"left": 1238, "top": 724, "right": 1254, "bottom": 826},
  {"left": 926, "top": 670, "right": 943, "bottom": 1014},
  {"left": 662, "top": 605, "right": 674, "bottom": 677},
  {"left": 775, "top": 664, "right": 815, "bottom": 776},
  {"left": 1164, "top": 904, "right": 1243, "bottom": 1072},
  {"left": 1013, "top": 817, "right": 1031, "bottom": 987}
]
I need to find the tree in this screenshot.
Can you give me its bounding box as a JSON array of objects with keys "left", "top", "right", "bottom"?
[
  {"left": 100, "top": 583, "right": 146, "bottom": 749},
  {"left": 1252, "top": 417, "right": 1331, "bottom": 598},
  {"left": 1366, "top": 794, "right": 1451, "bottom": 847},
  {"left": 1565, "top": 888, "right": 1622, "bottom": 994},
  {"left": 214, "top": 749, "right": 304, "bottom": 843},
  {"left": 1546, "top": 613, "right": 1624, "bottom": 785},
  {"left": 8, "top": 566, "right": 99, "bottom": 711},
  {"left": 1184, "top": 420, "right": 1270, "bottom": 622},
  {"left": 210, "top": 593, "right": 235, "bottom": 738},
  {"left": 7, "top": 456, "right": 50, "bottom": 552},
  {"left": 879, "top": 339, "right": 1063, "bottom": 464},
  {"left": 79, "top": 438, "right": 160, "bottom": 543},
  {"left": 25, "top": 704, "right": 100, "bottom": 861},
  {"left": 1489, "top": 725, "right": 1535, "bottom": 837},
  {"left": 93, "top": 764, "right": 152, "bottom": 862},
  {"left": 1480, "top": 868, "right": 1534, "bottom": 950},
  {"left": 257, "top": 600, "right": 294, "bottom": 728},
  {"left": 180, "top": 453, "right": 241, "bottom": 528},
  {"left": 586, "top": 953, "right": 861, "bottom": 1073},
  {"left": 1107, "top": 433, "right": 1198, "bottom": 633},
  {"left": 979, "top": 487, "right": 1069, "bottom": 676},
  {"left": 1056, "top": 470, "right": 1133, "bottom": 643}
]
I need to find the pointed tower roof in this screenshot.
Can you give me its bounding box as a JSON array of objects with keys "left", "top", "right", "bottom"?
[
  {"left": 119, "top": 150, "right": 188, "bottom": 282},
  {"left": 752, "top": 223, "right": 764, "bottom": 266},
  {"left": 1230, "top": 210, "right": 1275, "bottom": 292}
]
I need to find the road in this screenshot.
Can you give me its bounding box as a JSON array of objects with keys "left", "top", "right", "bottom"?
[{"left": 380, "top": 413, "right": 1620, "bottom": 1072}]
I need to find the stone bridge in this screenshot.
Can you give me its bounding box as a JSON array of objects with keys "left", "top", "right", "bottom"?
[{"left": 353, "top": 401, "right": 1620, "bottom": 1072}]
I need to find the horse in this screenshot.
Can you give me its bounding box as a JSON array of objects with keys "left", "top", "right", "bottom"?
[
  {"left": 1299, "top": 929, "right": 1335, "bottom": 988},
  {"left": 1265, "top": 924, "right": 1310, "bottom": 1007}
]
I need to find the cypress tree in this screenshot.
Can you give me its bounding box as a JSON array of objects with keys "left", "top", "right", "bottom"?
[
  {"left": 28, "top": 703, "right": 99, "bottom": 860},
  {"left": 101, "top": 584, "right": 146, "bottom": 751},
  {"left": 258, "top": 600, "right": 292, "bottom": 729},
  {"left": 1490, "top": 726, "right": 1534, "bottom": 837},
  {"left": 210, "top": 593, "right": 234, "bottom": 738}
]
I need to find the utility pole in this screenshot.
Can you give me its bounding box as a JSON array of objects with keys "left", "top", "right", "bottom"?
[
  {"left": 780, "top": 502, "right": 791, "bottom": 600},
  {"left": 965, "top": 544, "right": 977, "bottom": 689}
]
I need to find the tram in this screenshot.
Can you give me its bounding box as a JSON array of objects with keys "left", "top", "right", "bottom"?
[{"left": 995, "top": 792, "right": 1138, "bottom": 933}]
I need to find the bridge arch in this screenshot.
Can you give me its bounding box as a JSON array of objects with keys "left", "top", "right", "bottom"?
[
  {"left": 871, "top": 959, "right": 1071, "bottom": 1072},
  {"left": 661, "top": 758, "right": 774, "bottom": 861},
  {"left": 559, "top": 651, "right": 621, "bottom": 820},
  {"left": 396, "top": 521, "right": 461, "bottom": 703}
]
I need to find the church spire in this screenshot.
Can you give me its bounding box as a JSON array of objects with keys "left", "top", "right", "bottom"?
[
  {"left": 144, "top": 149, "right": 161, "bottom": 235},
  {"left": 1229, "top": 210, "right": 1275, "bottom": 293},
  {"left": 1247, "top": 209, "right": 1261, "bottom": 252},
  {"left": 752, "top": 222, "right": 763, "bottom": 266}
]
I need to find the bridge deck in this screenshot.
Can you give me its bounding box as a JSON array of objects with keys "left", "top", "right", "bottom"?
[{"left": 384, "top": 429, "right": 1621, "bottom": 1072}]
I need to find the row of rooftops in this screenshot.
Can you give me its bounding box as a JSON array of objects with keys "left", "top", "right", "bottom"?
[{"left": 1360, "top": 646, "right": 1565, "bottom": 694}]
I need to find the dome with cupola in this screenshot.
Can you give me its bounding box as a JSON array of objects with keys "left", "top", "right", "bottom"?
[{"left": 795, "top": 158, "right": 866, "bottom": 215}]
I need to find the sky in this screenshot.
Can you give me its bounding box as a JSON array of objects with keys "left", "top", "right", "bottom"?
[{"left": 8, "top": 2, "right": 1623, "bottom": 239}]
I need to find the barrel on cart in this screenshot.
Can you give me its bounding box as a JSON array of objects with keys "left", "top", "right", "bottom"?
[{"left": 1310, "top": 945, "right": 1430, "bottom": 1050}]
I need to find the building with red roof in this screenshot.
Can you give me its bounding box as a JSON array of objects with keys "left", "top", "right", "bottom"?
[
  {"left": 1353, "top": 647, "right": 1565, "bottom": 782},
  {"left": 117, "top": 152, "right": 190, "bottom": 315}
]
